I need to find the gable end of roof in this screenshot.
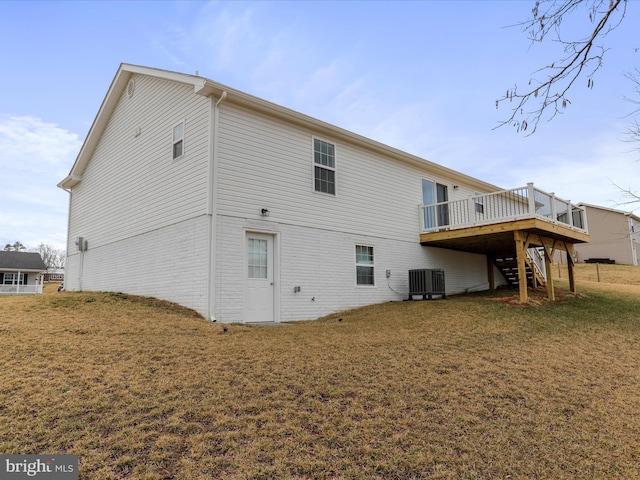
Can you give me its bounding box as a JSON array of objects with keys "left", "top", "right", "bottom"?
[{"left": 58, "top": 63, "right": 502, "bottom": 194}]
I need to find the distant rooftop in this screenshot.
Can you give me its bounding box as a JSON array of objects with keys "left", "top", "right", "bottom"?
[{"left": 0, "top": 251, "right": 47, "bottom": 271}]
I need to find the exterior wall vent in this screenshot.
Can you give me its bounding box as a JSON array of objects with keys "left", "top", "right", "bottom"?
[
  {"left": 127, "top": 79, "right": 135, "bottom": 98},
  {"left": 408, "top": 269, "right": 446, "bottom": 300}
]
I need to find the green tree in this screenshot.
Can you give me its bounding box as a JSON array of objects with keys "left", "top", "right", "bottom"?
[{"left": 4, "top": 241, "right": 26, "bottom": 251}]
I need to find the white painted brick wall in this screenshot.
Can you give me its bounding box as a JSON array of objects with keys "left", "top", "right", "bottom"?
[
  {"left": 214, "top": 214, "right": 492, "bottom": 323},
  {"left": 65, "top": 215, "right": 211, "bottom": 316}
]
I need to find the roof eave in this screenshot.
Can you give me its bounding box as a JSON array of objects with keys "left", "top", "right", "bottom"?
[
  {"left": 0, "top": 268, "right": 47, "bottom": 273},
  {"left": 57, "top": 174, "right": 82, "bottom": 191},
  {"left": 60, "top": 63, "right": 503, "bottom": 194},
  {"left": 198, "top": 79, "right": 502, "bottom": 192}
]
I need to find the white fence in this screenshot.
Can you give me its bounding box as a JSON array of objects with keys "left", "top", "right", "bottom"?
[
  {"left": 0, "top": 284, "right": 43, "bottom": 295},
  {"left": 420, "top": 183, "right": 588, "bottom": 234}
]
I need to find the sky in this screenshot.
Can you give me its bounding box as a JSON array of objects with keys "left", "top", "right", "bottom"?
[{"left": 1, "top": 0, "right": 638, "bottom": 251}]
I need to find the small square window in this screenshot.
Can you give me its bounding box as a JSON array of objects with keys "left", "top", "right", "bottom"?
[{"left": 173, "top": 121, "right": 184, "bottom": 159}]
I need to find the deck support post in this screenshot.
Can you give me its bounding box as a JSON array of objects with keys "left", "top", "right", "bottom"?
[
  {"left": 514, "top": 232, "right": 528, "bottom": 303},
  {"left": 487, "top": 256, "right": 496, "bottom": 290},
  {"left": 543, "top": 247, "right": 555, "bottom": 301},
  {"left": 566, "top": 243, "right": 577, "bottom": 294}
]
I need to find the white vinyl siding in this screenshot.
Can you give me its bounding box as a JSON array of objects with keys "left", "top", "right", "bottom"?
[
  {"left": 216, "top": 103, "right": 479, "bottom": 243},
  {"left": 67, "top": 74, "right": 210, "bottom": 250}
]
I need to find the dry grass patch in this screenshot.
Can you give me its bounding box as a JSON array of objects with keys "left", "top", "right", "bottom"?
[
  {"left": 1, "top": 277, "right": 640, "bottom": 479},
  {"left": 554, "top": 262, "right": 640, "bottom": 285}
]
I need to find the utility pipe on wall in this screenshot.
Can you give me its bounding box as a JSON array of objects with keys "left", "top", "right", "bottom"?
[{"left": 207, "top": 90, "right": 228, "bottom": 322}]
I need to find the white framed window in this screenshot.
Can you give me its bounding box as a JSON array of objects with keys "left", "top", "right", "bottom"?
[
  {"left": 421, "top": 178, "right": 449, "bottom": 230},
  {"left": 355, "top": 245, "right": 374, "bottom": 286},
  {"left": 2, "top": 273, "right": 25, "bottom": 285},
  {"left": 172, "top": 121, "right": 185, "bottom": 160},
  {"left": 247, "top": 238, "right": 268, "bottom": 279},
  {"left": 474, "top": 192, "right": 485, "bottom": 214},
  {"left": 313, "top": 138, "right": 336, "bottom": 195}
]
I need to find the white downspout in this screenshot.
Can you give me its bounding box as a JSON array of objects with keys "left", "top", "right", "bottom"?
[
  {"left": 216, "top": 90, "right": 228, "bottom": 108},
  {"left": 207, "top": 90, "right": 227, "bottom": 322},
  {"left": 64, "top": 189, "right": 72, "bottom": 291}
]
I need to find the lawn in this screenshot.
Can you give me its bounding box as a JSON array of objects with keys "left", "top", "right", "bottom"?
[
  {"left": 1, "top": 268, "right": 640, "bottom": 479},
  {"left": 554, "top": 261, "right": 640, "bottom": 285}
]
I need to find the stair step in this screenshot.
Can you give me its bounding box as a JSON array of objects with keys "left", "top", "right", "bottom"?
[{"left": 494, "top": 259, "right": 545, "bottom": 288}]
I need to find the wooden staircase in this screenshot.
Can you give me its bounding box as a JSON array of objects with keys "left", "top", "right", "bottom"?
[{"left": 493, "top": 255, "right": 546, "bottom": 288}]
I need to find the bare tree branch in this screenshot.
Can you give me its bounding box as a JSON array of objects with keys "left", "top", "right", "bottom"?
[
  {"left": 611, "top": 181, "right": 640, "bottom": 208},
  {"left": 496, "top": 0, "right": 627, "bottom": 135},
  {"left": 622, "top": 68, "right": 640, "bottom": 152},
  {"left": 31, "top": 242, "right": 66, "bottom": 269}
]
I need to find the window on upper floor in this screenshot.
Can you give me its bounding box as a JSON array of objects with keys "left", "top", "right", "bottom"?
[
  {"left": 355, "top": 245, "right": 375, "bottom": 286},
  {"left": 474, "top": 192, "right": 485, "bottom": 214},
  {"left": 173, "top": 121, "right": 184, "bottom": 160},
  {"left": 313, "top": 138, "right": 335, "bottom": 195}
]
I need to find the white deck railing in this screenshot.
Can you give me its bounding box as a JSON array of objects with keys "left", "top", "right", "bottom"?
[{"left": 420, "top": 183, "right": 588, "bottom": 234}]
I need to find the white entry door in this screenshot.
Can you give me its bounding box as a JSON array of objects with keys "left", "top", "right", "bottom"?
[{"left": 245, "top": 233, "right": 275, "bottom": 323}]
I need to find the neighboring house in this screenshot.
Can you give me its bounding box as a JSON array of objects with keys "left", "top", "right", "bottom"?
[
  {"left": 567, "top": 204, "right": 638, "bottom": 266},
  {"left": 44, "top": 269, "right": 65, "bottom": 283},
  {"left": 58, "top": 64, "right": 589, "bottom": 323},
  {"left": 0, "top": 251, "right": 46, "bottom": 295}
]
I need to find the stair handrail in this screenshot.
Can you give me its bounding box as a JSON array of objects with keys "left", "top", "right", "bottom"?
[{"left": 527, "top": 247, "right": 546, "bottom": 283}]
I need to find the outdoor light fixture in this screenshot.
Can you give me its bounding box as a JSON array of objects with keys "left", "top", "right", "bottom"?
[{"left": 261, "top": 208, "right": 270, "bottom": 217}]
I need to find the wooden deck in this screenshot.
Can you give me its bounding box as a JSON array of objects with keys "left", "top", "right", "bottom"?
[{"left": 420, "top": 217, "right": 590, "bottom": 303}]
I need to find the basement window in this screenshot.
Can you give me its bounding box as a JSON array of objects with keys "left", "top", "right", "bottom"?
[
  {"left": 172, "top": 121, "right": 184, "bottom": 160},
  {"left": 355, "top": 245, "right": 374, "bottom": 286}
]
